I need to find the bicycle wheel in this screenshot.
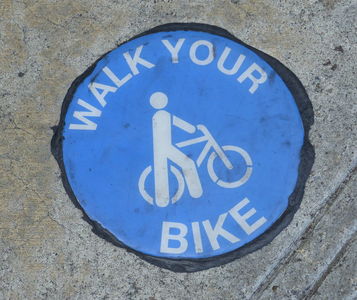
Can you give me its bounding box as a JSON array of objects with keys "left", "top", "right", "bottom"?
[
  {"left": 138, "top": 165, "right": 185, "bottom": 206},
  {"left": 207, "top": 145, "right": 253, "bottom": 188}
]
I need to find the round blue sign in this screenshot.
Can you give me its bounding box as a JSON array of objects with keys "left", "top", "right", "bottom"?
[{"left": 52, "top": 24, "right": 313, "bottom": 272}]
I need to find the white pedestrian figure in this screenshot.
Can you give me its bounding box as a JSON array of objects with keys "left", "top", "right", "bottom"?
[{"left": 150, "top": 92, "right": 203, "bottom": 207}]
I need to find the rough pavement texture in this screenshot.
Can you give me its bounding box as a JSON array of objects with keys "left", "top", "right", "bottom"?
[{"left": 0, "top": 0, "right": 356, "bottom": 299}]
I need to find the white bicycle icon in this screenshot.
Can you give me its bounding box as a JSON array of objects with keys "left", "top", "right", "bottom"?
[{"left": 138, "top": 92, "right": 253, "bottom": 207}]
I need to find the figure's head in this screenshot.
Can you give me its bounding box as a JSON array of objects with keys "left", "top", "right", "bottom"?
[{"left": 150, "top": 92, "right": 168, "bottom": 109}]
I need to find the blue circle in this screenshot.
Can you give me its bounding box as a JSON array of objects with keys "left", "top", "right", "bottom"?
[{"left": 62, "top": 30, "right": 304, "bottom": 259}]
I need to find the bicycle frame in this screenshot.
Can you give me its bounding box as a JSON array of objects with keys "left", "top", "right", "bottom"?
[{"left": 175, "top": 124, "right": 233, "bottom": 170}]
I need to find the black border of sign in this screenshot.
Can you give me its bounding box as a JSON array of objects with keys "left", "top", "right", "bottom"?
[{"left": 51, "top": 23, "right": 315, "bottom": 273}]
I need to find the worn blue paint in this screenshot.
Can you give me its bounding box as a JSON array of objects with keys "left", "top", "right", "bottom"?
[{"left": 62, "top": 30, "right": 304, "bottom": 259}]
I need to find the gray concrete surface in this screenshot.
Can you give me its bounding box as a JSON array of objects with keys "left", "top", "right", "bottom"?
[{"left": 0, "top": 0, "right": 356, "bottom": 299}]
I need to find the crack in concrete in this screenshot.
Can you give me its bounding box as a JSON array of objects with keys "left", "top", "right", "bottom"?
[
  {"left": 249, "top": 162, "right": 357, "bottom": 299},
  {"left": 303, "top": 230, "right": 357, "bottom": 299}
]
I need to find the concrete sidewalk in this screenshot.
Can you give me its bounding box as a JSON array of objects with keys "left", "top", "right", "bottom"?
[{"left": 0, "top": 0, "right": 356, "bottom": 299}]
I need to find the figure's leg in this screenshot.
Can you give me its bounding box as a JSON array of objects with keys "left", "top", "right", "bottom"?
[
  {"left": 169, "top": 147, "right": 203, "bottom": 198},
  {"left": 152, "top": 111, "right": 171, "bottom": 207},
  {"left": 153, "top": 155, "right": 170, "bottom": 207}
]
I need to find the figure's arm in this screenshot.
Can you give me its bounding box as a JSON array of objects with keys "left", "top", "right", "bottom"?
[{"left": 173, "top": 116, "right": 196, "bottom": 133}]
